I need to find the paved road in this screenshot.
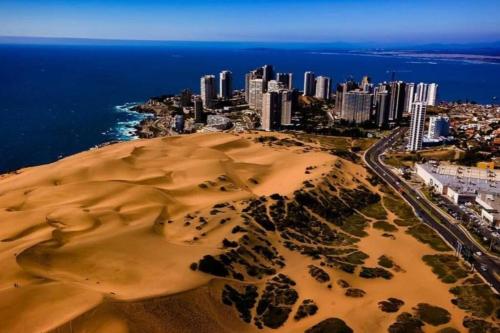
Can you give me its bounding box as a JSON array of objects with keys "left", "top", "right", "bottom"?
[{"left": 364, "top": 128, "right": 500, "bottom": 293}]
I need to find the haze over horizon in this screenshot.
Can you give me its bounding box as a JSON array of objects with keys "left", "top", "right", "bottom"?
[{"left": 1, "top": 0, "right": 499, "bottom": 44}]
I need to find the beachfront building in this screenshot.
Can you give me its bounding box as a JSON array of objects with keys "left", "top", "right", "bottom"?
[
  {"left": 303, "top": 71, "right": 315, "bottom": 96},
  {"left": 200, "top": 75, "right": 216, "bottom": 108},
  {"left": 415, "top": 82, "right": 438, "bottom": 106},
  {"left": 340, "top": 90, "right": 373, "bottom": 124},
  {"left": 388, "top": 81, "right": 406, "bottom": 122},
  {"left": 249, "top": 78, "right": 265, "bottom": 111},
  {"left": 267, "top": 80, "right": 286, "bottom": 92},
  {"left": 262, "top": 91, "right": 280, "bottom": 131},
  {"left": 244, "top": 67, "right": 264, "bottom": 103},
  {"left": 375, "top": 91, "right": 390, "bottom": 128},
  {"left": 408, "top": 102, "right": 426, "bottom": 151},
  {"left": 193, "top": 96, "right": 205, "bottom": 124},
  {"left": 280, "top": 89, "right": 293, "bottom": 126},
  {"left": 219, "top": 70, "right": 232, "bottom": 100},
  {"left": 262, "top": 65, "right": 274, "bottom": 87},
  {"left": 276, "top": 72, "right": 293, "bottom": 89},
  {"left": 315, "top": 76, "right": 331, "bottom": 100},
  {"left": 404, "top": 82, "right": 415, "bottom": 114}
]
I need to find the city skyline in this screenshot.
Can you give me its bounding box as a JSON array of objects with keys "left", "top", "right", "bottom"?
[{"left": 1, "top": 0, "right": 499, "bottom": 43}]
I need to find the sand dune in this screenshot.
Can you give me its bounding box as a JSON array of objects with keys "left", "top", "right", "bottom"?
[{"left": 0, "top": 132, "right": 491, "bottom": 332}]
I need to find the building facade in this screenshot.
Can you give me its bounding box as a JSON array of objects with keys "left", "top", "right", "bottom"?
[
  {"left": 200, "top": 75, "right": 216, "bottom": 108},
  {"left": 341, "top": 91, "right": 373, "bottom": 124},
  {"left": 427, "top": 115, "right": 450, "bottom": 139},
  {"left": 219, "top": 70, "right": 232, "bottom": 100},
  {"left": 408, "top": 102, "right": 427, "bottom": 151},
  {"left": 249, "top": 78, "right": 265, "bottom": 111},
  {"left": 303, "top": 71, "right": 315, "bottom": 96},
  {"left": 315, "top": 76, "right": 331, "bottom": 100}
]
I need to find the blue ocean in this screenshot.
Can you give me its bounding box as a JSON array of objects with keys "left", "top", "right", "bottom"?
[{"left": 1, "top": 42, "right": 499, "bottom": 172}]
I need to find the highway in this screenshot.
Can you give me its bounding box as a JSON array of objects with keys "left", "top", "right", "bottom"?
[{"left": 364, "top": 128, "right": 500, "bottom": 293}]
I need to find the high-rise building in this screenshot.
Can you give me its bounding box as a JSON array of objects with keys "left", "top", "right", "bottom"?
[
  {"left": 427, "top": 83, "right": 438, "bottom": 106},
  {"left": 375, "top": 91, "right": 390, "bottom": 128},
  {"left": 267, "top": 80, "right": 285, "bottom": 92},
  {"left": 315, "top": 76, "right": 331, "bottom": 100},
  {"left": 428, "top": 115, "right": 450, "bottom": 139},
  {"left": 245, "top": 68, "right": 263, "bottom": 103},
  {"left": 180, "top": 89, "right": 193, "bottom": 107},
  {"left": 219, "top": 70, "right": 232, "bottom": 100},
  {"left": 276, "top": 73, "right": 293, "bottom": 89},
  {"left": 415, "top": 82, "right": 438, "bottom": 106},
  {"left": 388, "top": 81, "right": 406, "bottom": 122},
  {"left": 303, "top": 71, "right": 315, "bottom": 96},
  {"left": 193, "top": 97, "right": 205, "bottom": 124},
  {"left": 200, "top": 75, "right": 216, "bottom": 108},
  {"left": 360, "top": 76, "right": 372, "bottom": 92},
  {"left": 335, "top": 80, "right": 358, "bottom": 114},
  {"left": 409, "top": 102, "right": 427, "bottom": 151},
  {"left": 174, "top": 114, "right": 185, "bottom": 133},
  {"left": 262, "top": 91, "right": 281, "bottom": 131},
  {"left": 341, "top": 90, "right": 373, "bottom": 124},
  {"left": 280, "top": 90, "right": 293, "bottom": 126},
  {"left": 404, "top": 83, "right": 415, "bottom": 114},
  {"left": 262, "top": 65, "right": 274, "bottom": 86},
  {"left": 249, "top": 79, "right": 265, "bottom": 111}
]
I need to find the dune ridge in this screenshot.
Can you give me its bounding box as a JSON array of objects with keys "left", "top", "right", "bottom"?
[{"left": 0, "top": 132, "right": 494, "bottom": 332}]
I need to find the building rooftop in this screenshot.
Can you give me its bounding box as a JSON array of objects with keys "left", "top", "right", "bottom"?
[{"left": 419, "top": 163, "right": 499, "bottom": 195}]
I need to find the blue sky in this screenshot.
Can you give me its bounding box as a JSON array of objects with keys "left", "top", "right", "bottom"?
[{"left": 0, "top": 0, "right": 499, "bottom": 43}]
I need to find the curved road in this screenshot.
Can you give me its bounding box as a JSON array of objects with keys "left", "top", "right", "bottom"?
[{"left": 364, "top": 128, "right": 500, "bottom": 293}]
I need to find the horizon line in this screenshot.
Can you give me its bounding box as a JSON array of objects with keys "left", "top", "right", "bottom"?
[{"left": 1, "top": 35, "right": 500, "bottom": 49}]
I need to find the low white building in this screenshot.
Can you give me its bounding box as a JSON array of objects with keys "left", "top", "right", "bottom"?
[
  {"left": 476, "top": 193, "right": 500, "bottom": 227},
  {"left": 416, "top": 163, "right": 499, "bottom": 204}
]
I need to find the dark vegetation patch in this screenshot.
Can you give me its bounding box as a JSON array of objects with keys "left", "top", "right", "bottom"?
[
  {"left": 254, "top": 274, "right": 298, "bottom": 329},
  {"left": 359, "top": 266, "right": 393, "bottom": 280},
  {"left": 373, "top": 220, "right": 398, "bottom": 232},
  {"left": 308, "top": 265, "right": 330, "bottom": 283},
  {"left": 407, "top": 224, "right": 451, "bottom": 252},
  {"left": 436, "top": 328, "right": 460, "bottom": 333},
  {"left": 378, "top": 298, "right": 405, "bottom": 313},
  {"left": 345, "top": 288, "right": 366, "bottom": 298},
  {"left": 422, "top": 254, "right": 468, "bottom": 283},
  {"left": 462, "top": 316, "right": 500, "bottom": 333},
  {"left": 337, "top": 279, "right": 350, "bottom": 288},
  {"left": 388, "top": 312, "right": 425, "bottom": 333},
  {"left": 413, "top": 303, "right": 451, "bottom": 326},
  {"left": 383, "top": 195, "right": 419, "bottom": 224},
  {"left": 305, "top": 317, "right": 353, "bottom": 333},
  {"left": 378, "top": 255, "right": 394, "bottom": 269},
  {"left": 360, "top": 201, "right": 388, "bottom": 220},
  {"left": 221, "top": 284, "right": 258, "bottom": 323},
  {"left": 394, "top": 218, "right": 417, "bottom": 227},
  {"left": 197, "top": 255, "right": 229, "bottom": 277},
  {"left": 450, "top": 284, "right": 500, "bottom": 318},
  {"left": 294, "top": 299, "right": 318, "bottom": 321},
  {"left": 340, "top": 213, "right": 369, "bottom": 237}
]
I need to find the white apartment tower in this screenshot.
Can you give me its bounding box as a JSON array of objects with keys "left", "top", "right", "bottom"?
[
  {"left": 219, "top": 70, "right": 232, "bottom": 100},
  {"left": 249, "top": 79, "right": 265, "bottom": 111},
  {"left": 200, "top": 75, "right": 216, "bottom": 108},
  {"left": 409, "top": 102, "right": 427, "bottom": 151},
  {"left": 315, "top": 76, "right": 331, "bottom": 100},
  {"left": 415, "top": 82, "right": 438, "bottom": 106}
]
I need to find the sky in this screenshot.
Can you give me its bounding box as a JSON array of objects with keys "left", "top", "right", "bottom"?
[{"left": 0, "top": 0, "right": 499, "bottom": 44}]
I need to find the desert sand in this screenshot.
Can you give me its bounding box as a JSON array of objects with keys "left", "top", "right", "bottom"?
[{"left": 0, "top": 132, "right": 490, "bottom": 332}]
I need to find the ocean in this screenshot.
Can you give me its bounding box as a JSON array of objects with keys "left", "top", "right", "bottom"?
[{"left": 1, "top": 42, "right": 499, "bottom": 173}]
